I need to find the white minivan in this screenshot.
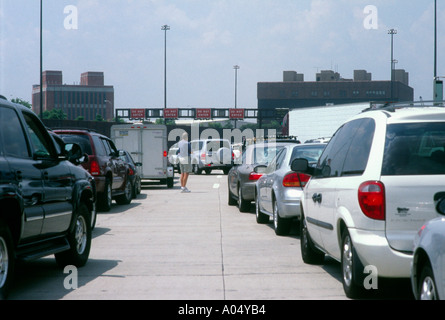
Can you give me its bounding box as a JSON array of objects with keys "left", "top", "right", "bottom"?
[{"left": 292, "top": 102, "right": 445, "bottom": 298}]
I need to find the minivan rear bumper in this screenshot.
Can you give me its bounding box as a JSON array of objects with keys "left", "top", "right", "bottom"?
[{"left": 349, "top": 228, "right": 412, "bottom": 278}]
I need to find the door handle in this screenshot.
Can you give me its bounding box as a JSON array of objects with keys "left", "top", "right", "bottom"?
[{"left": 312, "top": 193, "right": 322, "bottom": 203}]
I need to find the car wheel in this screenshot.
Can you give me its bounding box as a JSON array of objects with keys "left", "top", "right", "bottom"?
[
  {"left": 90, "top": 201, "right": 97, "bottom": 230},
  {"left": 255, "top": 192, "right": 269, "bottom": 224},
  {"left": 273, "top": 200, "right": 291, "bottom": 236},
  {"left": 0, "top": 220, "right": 14, "bottom": 300},
  {"left": 418, "top": 263, "right": 438, "bottom": 300},
  {"left": 167, "top": 177, "right": 174, "bottom": 189},
  {"left": 228, "top": 185, "right": 237, "bottom": 206},
  {"left": 341, "top": 229, "right": 364, "bottom": 299},
  {"left": 116, "top": 179, "right": 132, "bottom": 205},
  {"left": 238, "top": 185, "right": 251, "bottom": 212},
  {"left": 300, "top": 213, "right": 324, "bottom": 264},
  {"left": 193, "top": 165, "right": 202, "bottom": 175},
  {"left": 99, "top": 178, "right": 112, "bottom": 212},
  {"left": 55, "top": 203, "right": 91, "bottom": 268},
  {"left": 136, "top": 177, "right": 141, "bottom": 195}
]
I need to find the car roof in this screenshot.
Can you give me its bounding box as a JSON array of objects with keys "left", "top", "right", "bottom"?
[{"left": 53, "top": 128, "right": 106, "bottom": 137}]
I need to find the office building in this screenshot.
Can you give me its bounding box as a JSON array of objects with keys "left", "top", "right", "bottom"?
[
  {"left": 32, "top": 71, "right": 114, "bottom": 121},
  {"left": 258, "top": 69, "right": 414, "bottom": 110}
]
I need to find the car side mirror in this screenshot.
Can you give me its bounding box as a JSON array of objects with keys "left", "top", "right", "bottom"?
[
  {"left": 65, "top": 143, "right": 86, "bottom": 165},
  {"left": 291, "top": 158, "right": 309, "bottom": 173}
]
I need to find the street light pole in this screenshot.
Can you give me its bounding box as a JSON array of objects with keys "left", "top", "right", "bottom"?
[
  {"left": 433, "top": 0, "right": 443, "bottom": 103},
  {"left": 233, "top": 65, "right": 240, "bottom": 129},
  {"left": 388, "top": 28, "right": 397, "bottom": 101},
  {"left": 40, "top": 0, "right": 43, "bottom": 118},
  {"left": 161, "top": 25, "right": 170, "bottom": 119},
  {"left": 234, "top": 65, "right": 240, "bottom": 108}
]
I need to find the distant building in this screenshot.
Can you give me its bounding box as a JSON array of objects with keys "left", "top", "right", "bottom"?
[
  {"left": 257, "top": 69, "right": 414, "bottom": 110},
  {"left": 32, "top": 71, "right": 114, "bottom": 121}
]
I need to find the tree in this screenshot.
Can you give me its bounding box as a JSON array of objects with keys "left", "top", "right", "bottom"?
[
  {"left": 11, "top": 98, "right": 32, "bottom": 109},
  {"left": 43, "top": 108, "right": 67, "bottom": 120}
]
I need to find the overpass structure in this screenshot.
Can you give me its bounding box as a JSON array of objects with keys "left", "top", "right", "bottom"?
[{"left": 115, "top": 107, "right": 289, "bottom": 124}]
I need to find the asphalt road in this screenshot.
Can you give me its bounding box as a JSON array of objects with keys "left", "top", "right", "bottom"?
[{"left": 7, "top": 171, "right": 413, "bottom": 302}]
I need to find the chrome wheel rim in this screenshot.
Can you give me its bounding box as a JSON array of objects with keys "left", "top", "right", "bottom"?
[
  {"left": 0, "top": 237, "right": 8, "bottom": 288},
  {"left": 125, "top": 180, "right": 132, "bottom": 199},
  {"left": 342, "top": 235, "right": 353, "bottom": 288},
  {"left": 75, "top": 216, "right": 87, "bottom": 254},
  {"left": 420, "top": 276, "right": 437, "bottom": 300}
]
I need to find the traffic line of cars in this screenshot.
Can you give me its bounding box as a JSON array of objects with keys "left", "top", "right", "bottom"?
[
  {"left": 228, "top": 101, "right": 445, "bottom": 300},
  {"left": 0, "top": 97, "right": 142, "bottom": 299}
]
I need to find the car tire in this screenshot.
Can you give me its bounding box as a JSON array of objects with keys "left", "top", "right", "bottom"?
[
  {"left": 418, "top": 263, "right": 438, "bottom": 300},
  {"left": 341, "top": 229, "right": 365, "bottom": 299},
  {"left": 0, "top": 220, "right": 14, "bottom": 300},
  {"left": 99, "top": 178, "right": 112, "bottom": 212},
  {"left": 193, "top": 165, "right": 202, "bottom": 175},
  {"left": 228, "top": 185, "right": 237, "bottom": 206},
  {"left": 300, "top": 213, "right": 324, "bottom": 264},
  {"left": 167, "top": 177, "right": 174, "bottom": 189},
  {"left": 116, "top": 179, "right": 132, "bottom": 205},
  {"left": 55, "top": 203, "right": 91, "bottom": 268},
  {"left": 238, "top": 185, "right": 251, "bottom": 212},
  {"left": 255, "top": 192, "right": 269, "bottom": 224},
  {"left": 273, "top": 200, "right": 291, "bottom": 236}
]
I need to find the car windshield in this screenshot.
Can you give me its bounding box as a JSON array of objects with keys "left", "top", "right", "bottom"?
[
  {"left": 243, "top": 145, "right": 284, "bottom": 165},
  {"left": 382, "top": 122, "right": 445, "bottom": 175},
  {"left": 58, "top": 134, "right": 93, "bottom": 155},
  {"left": 290, "top": 145, "right": 326, "bottom": 164}
]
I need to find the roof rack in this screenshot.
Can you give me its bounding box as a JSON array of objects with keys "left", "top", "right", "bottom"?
[{"left": 363, "top": 100, "right": 445, "bottom": 113}]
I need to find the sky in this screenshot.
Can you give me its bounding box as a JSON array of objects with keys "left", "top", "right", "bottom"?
[{"left": 1, "top": 0, "right": 444, "bottom": 111}]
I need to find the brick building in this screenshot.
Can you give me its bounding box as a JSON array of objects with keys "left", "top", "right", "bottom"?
[{"left": 32, "top": 71, "right": 114, "bottom": 121}]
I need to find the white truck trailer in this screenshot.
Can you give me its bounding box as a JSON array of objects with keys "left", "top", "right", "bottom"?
[
  {"left": 111, "top": 124, "right": 174, "bottom": 188},
  {"left": 286, "top": 102, "right": 376, "bottom": 143}
]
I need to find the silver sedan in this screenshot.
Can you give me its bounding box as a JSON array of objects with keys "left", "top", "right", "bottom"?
[
  {"left": 412, "top": 216, "right": 445, "bottom": 300},
  {"left": 255, "top": 143, "right": 326, "bottom": 236},
  {"left": 228, "top": 142, "right": 296, "bottom": 212}
]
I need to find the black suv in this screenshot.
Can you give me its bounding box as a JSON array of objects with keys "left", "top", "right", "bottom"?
[
  {"left": 54, "top": 129, "right": 132, "bottom": 211},
  {"left": 0, "top": 97, "right": 96, "bottom": 299}
]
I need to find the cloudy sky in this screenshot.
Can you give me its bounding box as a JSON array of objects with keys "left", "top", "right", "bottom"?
[{"left": 1, "top": 0, "right": 444, "bottom": 111}]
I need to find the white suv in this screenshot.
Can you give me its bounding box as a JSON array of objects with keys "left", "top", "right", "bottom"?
[
  {"left": 292, "top": 102, "right": 445, "bottom": 298},
  {"left": 191, "top": 139, "right": 233, "bottom": 175}
]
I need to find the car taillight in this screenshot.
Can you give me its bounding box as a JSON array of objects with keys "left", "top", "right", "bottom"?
[
  {"left": 163, "top": 151, "right": 167, "bottom": 157},
  {"left": 128, "top": 167, "right": 134, "bottom": 176},
  {"left": 90, "top": 160, "right": 100, "bottom": 176},
  {"left": 201, "top": 153, "right": 206, "bottom": 161},
  {"left": 249, "top": 172, "right": 263, "bottom": 181},
  {"left": 282, "top": 173, "right": 311, "bottom": 188},
  {"left": 358, "top": 181, "right": 385, "bottom": 221}
]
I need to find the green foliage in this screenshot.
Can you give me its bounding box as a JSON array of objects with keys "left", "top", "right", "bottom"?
[{"left": 11, "top": 98, "right": 32, "bottom": 109}]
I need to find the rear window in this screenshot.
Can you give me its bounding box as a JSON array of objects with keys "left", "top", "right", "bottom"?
[
  {"left": 59, "top": 134, "right": 93, "bottom": 155},
  {"left": 382, "top": 122, "right": 445, "bottom": 175}
]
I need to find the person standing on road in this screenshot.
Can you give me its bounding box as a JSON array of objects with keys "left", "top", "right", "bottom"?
[{"left": 178, "top": 132, "right": 192, "bottom": 193}]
